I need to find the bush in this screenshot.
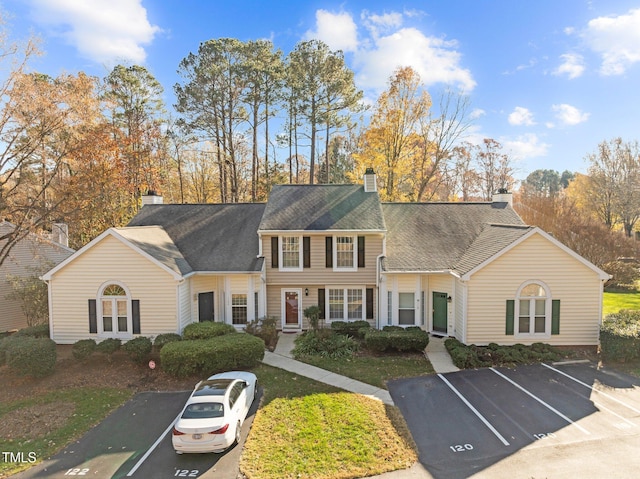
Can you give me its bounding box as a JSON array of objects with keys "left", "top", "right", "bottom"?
[
  {"left": 603, "top": 261, "right": 640, "bottom": 291},
  {"left": 245, "top": 317, "right": 278, "bottom": 351},
  {"left": 182, "top": 322, "right": 237, "bottom": 340},
  {"left": 153, "top": 333, "right": 182, "bottom": 351},
  {"left": 96, "top": 338, "right": 121, "bottom": 355},
  {"left": 14, "top": 323, "right": 50, "bottom": 338},
  {"left": 444, "top": 339, "right": 560, "bottom": 368},
  {"left": 331, "top": 320, "right": 371, "bottom": 338},
  {"left": 364, "top": 328, "right": 429, "bottom": 353},
  {"left": 122, "top": 336, "right": 153, "bottom": 363},
  {"left": 304, "top": 305, "right": 322, "bottom": 331},
  {"left": 0, "top": 338, "right": 10, "bottom": 366},
  {"left": 160, "top": 334, "right": 265, "bottom": 378},
  {"left": 5, "top": 336, "right": 57, "bottom": 377},
  {"left": 292, "top": 330, "right": 359, "bottom": 359},
  {"left": 72, "top": 339, "right": 97, "bottom": 361},
  {"left": 600, "top": 310, "right": 640, "bottom": 361}
]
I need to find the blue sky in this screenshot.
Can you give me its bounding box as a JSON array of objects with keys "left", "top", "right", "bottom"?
[{"left": 4, "top": 0, "right": 640, "bottom": 180}]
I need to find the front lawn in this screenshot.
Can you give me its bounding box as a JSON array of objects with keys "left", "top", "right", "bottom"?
[{"left": 603, "top": 291, "right": 640, "bottom": 316}]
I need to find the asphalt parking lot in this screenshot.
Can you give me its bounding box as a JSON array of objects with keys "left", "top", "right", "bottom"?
[
  {"left": 13, "top": 389, "right": 260, "bottom": 479},
  {"left": 388, "top": 362, "right": 640, "bottom": 479}
]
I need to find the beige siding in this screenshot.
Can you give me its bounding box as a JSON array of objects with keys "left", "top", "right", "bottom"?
[
  {"left": 454, "top": 280, "right": 467, "bottom": 342},
  {"left": 49, "top": 235, "right": 178, "bottom": 344},
  {"left": 465, "top": 233, "right": 602, "bottom": 346},
  {"left": 178, "top": 281, "right": 191, "bottom": 331}
]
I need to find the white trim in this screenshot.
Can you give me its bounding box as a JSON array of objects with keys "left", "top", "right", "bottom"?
[
  {"left": 324, "top": 285, "right": 366, "bottom": 322},
  {"left": 461, "top": 227, "right": 610, "bottom": 281},
  {"left": 513, "top": 280, "right": 552, "bottom": 338},
  {"left": 96, "top": 280, "right": 133, "bottom": 340},
  {"left": 278, "top": 235, "right": 303, "bottom": 272},
  {"left": 333, "top": 235, "right": 358, "bottom": 272},
  {"left": 281, "top": 288, "right": 302, "bottom": 329}
]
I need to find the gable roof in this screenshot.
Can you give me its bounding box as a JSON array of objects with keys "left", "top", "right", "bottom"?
[
  {"left": 381, "top": 202, "right": 525, "bottom": 272},
  {"left": 128, "top": 203, "right": 265, "bottom": 272},
  {"left": 259, "top": 184, "right": 386, "bottom": 232}
]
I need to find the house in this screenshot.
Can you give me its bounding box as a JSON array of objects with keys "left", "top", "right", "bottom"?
[
  {"left": 1, "top": 221, "right": 74, "bottom": 332},
  {"left": 42, "top": 171, "right": 609, "bottom": 347}
]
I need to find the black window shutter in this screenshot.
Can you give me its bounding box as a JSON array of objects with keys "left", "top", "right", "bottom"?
[
  {"left": 366, "top": 288, "right": 374, "bottom": 319},
  {"left": 358, "top": 236, "right": 365, "bottom": 268},
  {"left": 132, "top": 300, "right": 141, "bottom": 334},
  {"left": 506, "top": 300, "right": 515, "bottom": 335},
  {"left": 303, "top": 237, "right": 311, "bottom": 268},
  {"left": 88, "top": 299, "right": 97, "bottom": 333},
  {"left": 551, "top": 300, "right": 560, "bottom": 335},
  {"left": 271, "top": 237, "right": 278, "bottom": 268},
  {"left": 325, "top": 237, "right": 333, "bottom": 268},
  {"left": 318, "top": 288, "right": 326, "bottom": 319}
]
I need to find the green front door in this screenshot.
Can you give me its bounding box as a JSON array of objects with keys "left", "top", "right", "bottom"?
[{"left": 432, "top": 292, "right": 448, "bottom": 334}]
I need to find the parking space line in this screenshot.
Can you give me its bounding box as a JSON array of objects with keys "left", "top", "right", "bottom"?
[
  {"left": 126, "top": 412, "right": 181, "bottom": 477},
  {"left": 438, "top": 373, "right": 511, "bottom": 446},
  {"left": 542, "top": 363, "right": 640, "bottom": 416},
  {"left": 490, "top": 368, "right": 590, "bottom": 435}
]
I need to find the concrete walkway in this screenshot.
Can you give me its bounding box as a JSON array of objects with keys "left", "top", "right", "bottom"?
[{"left": 424, "top": 335, "right": 460, "bottom": 373}]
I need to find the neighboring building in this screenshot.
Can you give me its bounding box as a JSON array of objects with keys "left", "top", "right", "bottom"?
[
  {"left": 43, "top": 172, "right": 609, "bottom": 346},
  {"left": 1, "top": 221, "right": 74, "bottom": 332}
]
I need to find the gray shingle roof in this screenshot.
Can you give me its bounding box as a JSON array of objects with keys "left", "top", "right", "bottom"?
[
  {"left": 259, "top": 184, "right": 386, "bottom": 231},
  {"left": 381, "top": 202, "right": 525, "bottom": 272},
  {"left": 127, "top": 204, "right": 265, "bottom": 272}
]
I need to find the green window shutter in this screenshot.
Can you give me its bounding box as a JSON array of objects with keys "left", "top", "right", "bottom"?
[
  {"left": 271, "top": 237, "right": 278, "bottom": 268},
  {"left": 358, "top": 236, "right": 365, "bottom": 268},
  {"left": 325, "top": 237, "right": 333, "bottom": 268},
  {"left": 88, "top": 299, "right": 97, "bottom": 333},
  {"left": 506, "top": 300, "right": 515, "bottom": 335},
  {"left": 551, "top": 300, "right": 560, "bottom": 335},
  {"left": 303, "top": 237, "right": 311, "bottom": 268},
  {"left": 318, "top": 289, "right": 326, "bottom": 319},
  {"left": 132, "top": 300, "right": 141, "bottom": 334}
]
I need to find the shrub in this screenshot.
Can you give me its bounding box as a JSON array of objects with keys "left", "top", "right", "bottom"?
[
  {"left": 444, "top": 339, "right": 560, "bottom": 368},
  {"left": 72, "top": 339, "right": 97, "bottom": 361},
  {"left": 331, "top": 320, "right": 371, "bottom": 338},
  {"left": 160, "top": 334, "right": 265, "bottom": 378},
  {"left": 245, "top": 317, "right": 278, "bottom": 350},
  {"left": 96, "top": 338, "right": 121, "bottom": 355},
  {"left": 364, "top": 328, "right": 430, "bottom": 353},
  {"left": 600, "top": 310, "right": 640, "bottom": 361},
  {"left": 304, "top": 305, "right": 322, "bottom": 331},
  {"left": 0, "top": 338, "right": 10, "bottom": 366},
  {"left": 5, "top": 337, "right": 57, "bottom": 377},
  {"left": 14, "top": 323, "right": 50, "bottom": 338},
  {"left": 153, "top": 333, "right": 182, "bottom": 351},
  {"left": 182, "top": 322, "right": 237, "bottom": 340},
  {"left": 122, "top": 336, "right": 153, "bottom": 363},
  {"left": 603, "top": 261, "right": 640, "bottom": 291},
  {"left": 292, "top": 330, "right": 359, "bottom": 359}
]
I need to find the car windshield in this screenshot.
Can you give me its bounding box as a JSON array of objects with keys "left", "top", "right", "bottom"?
[{"left": 182, "top": 402, "right": 224, "bottom": 419}]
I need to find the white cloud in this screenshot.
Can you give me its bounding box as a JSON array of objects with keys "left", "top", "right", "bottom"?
[
  {"left": 304, "top": 10, "right": 358, "bottom": 53},
  {"left": 27, "top": 0, "right": 160, "bottom": 65},
  {"left": 469, "top": 108, "right": 485, "bottom": 120},
  {"left": 354, "top": 27, "right": 476, "bottom": 92},
  {"left": 508, "top": 107, "right": 535, "bottom": 126},
  {"left": 502, "top": 133, "right": 549, "bottom": 159},
  {"left": 553, "top": 53, "right": 585, "bottom": 79},
  {"left": 361, "top": 11, "right": 403, "bottom": 39},
  {"left": 583, "top": 8, "right": 640, "bottom": 75},
  {"left": 551, "top": 104, "right": 590, "bottom": 126}
]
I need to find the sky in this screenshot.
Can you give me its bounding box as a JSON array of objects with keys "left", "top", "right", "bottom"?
[{"left": 3, "top": 0, "right": 640, "bottom": 181}]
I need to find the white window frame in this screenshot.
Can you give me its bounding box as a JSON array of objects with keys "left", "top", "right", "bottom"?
[
  {"left": 279, "top": 235, "right": 303, "bottom": 271},
  {"left": 398, "top": 292, "right": 416, "bottom": 326},
  {"left": 231, "top": 293, "right": 248, "bottom": 325},
  {"left": 325, "top": 286, "right": 365, "bottom": 321},
  {"left": 97, "top": 281, "right": 132, "bottom": 339},
  {"left": 515, "top": 280, "right": 551, "bottom": 338},
  {"left": 333, "top": 235, "right": 357, "bottom": 271}
]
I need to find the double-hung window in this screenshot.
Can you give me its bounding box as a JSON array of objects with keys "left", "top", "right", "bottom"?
[
  {"left": 398, "top": 292, "right": 416, "bottom": 325},
  {"left": 280, "top": 236, "right": 301, "bottom": 270},
  {"left": 335, "top": 236, "right": 356, "bottom": 270},
  {"left": 327, "top": 287, "right": 364, "bottom": 321},
  {"left": 232, "top": 294, "right": 248, "bottom": 325}
]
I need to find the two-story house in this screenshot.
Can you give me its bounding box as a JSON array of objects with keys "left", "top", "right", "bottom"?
[{"left": 43, "top": 171, "right": 609, "bottom": 347}]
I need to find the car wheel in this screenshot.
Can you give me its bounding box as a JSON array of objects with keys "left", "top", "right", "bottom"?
[{"left": 234, "top": 421, "right": 242, "bottom": 446}]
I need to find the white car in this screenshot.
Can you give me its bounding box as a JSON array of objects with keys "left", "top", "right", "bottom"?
[{"left": 172, "top": 371, "right": 258, "bottom": 454}]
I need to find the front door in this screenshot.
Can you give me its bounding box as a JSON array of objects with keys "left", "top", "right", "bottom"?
[
  {"left": 198, "top": 292, "right": 214, "bottom": 322},
  {"left": 282, "top": 289, "right": 301, "bottom": 329},
  {"left": 432, "top": 292, "right": 448, "bottom": 334}
]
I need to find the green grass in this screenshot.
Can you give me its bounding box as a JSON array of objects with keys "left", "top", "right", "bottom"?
[
  {"left": 297, "top": 353, "right": 433, "bottom": 389},
  {"left": 604, "top": 291, "right": 640, "bottom": 317},
  {"left": 252, "top": 363, "right": 342, "bottom": 404},
  {"left": 0, "top": 388, "right": 132, "bottom": 477}
]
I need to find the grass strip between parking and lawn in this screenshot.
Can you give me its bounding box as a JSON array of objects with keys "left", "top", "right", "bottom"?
[
  {"left": 0, "top": 388, "right": 132, "bottom": 477},
  {"left": 241, "top": 391, "right": 416, "bottom": 479},
  {"left": 603, "top": 291, "right": 640, "bottom": 317}
]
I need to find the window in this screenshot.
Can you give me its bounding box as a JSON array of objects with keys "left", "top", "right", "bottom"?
[
  {"left": 347, "top": 289, "right": 363, "bottom": 319},
  {"left": 335, "top": 236, "right": 356, "bottom": 269},
  {"left": 232, "top": 294, "right": 247, "bottom": 325},
  {"left": 387, "top": 291, "right": 393, "bottom": 325},
  {"left": 281, "top": 236, "right": 301, "bottom": 269},
  {"left": 327, "top": 287, "right": 365, "bottom": 321},
  {"left": 398, "top": 293, "right": 415, "bottom": 325},
  {"left": 329, "top": 289, "right": 344, "bottom": 319},
  {"left": 515, "top": 282, "right": 550, "bottom": 336},
  {"left": 99, "top": 282, "right": 131, "bottom": 337}
]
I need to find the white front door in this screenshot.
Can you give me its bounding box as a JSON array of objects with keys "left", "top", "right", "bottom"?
[{"left": 281, "top": 289, "right": 302, "bottom": 330}]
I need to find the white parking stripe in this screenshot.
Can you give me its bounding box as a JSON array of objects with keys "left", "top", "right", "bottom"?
[
  {"left": 126, "top": 412, "right": 182, "bottom": 477},
  {"left": 490, "top": 368, "right": 590, "bottom": 435},
  {"left": 438, "top": 373, "right": 511, "bottom": 446},
  {"left": 542, "top": 363, "right": 640, "bottom": 416}
]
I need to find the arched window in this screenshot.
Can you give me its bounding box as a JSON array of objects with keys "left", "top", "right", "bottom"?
[
  {"left": 515, "top": 281, "right": 550, "bottom": 336},
  {"left": 98, "top": 282, "right": 131, "bottom": 338}
]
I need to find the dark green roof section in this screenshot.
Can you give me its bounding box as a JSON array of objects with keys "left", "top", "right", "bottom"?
[{"left": 259, "top": 184, "right": 386, "bottom": 231}]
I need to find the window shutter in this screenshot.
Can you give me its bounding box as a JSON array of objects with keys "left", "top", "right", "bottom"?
[
  {"left": 271, "top": 237, "right": 278, "bottom": 268},
  {"left": 358, "top": 236, "right": 365, "bottom": 268},
  {"left": 366, "top": 288, "right": 374, "bottom": 319},
  {"left": 551, "top": 300, "right": 560, "bottom": 335},
  {"left": 88, "top": 299, "right": 97, "bottom": 334},
  {"left": 303, "top": 236, "right": 311, "bottom": 268},
  {"left": 132, "top": 300, "right": 141, "bottom": 334},
  {"left": 325, "top": 237, "right": 333, "bottom": 268},
  {"left": 505, "top": 300, "right": 514, "bottom": 335},
  {"left": 318, "top": 288, "right": 326, "bottom": 319}
]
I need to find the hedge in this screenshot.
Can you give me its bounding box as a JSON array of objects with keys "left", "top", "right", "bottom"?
[
  {"left": 96, "top": 338, "right": 121, "bottom": 355},
  {"left": 444, "top": 338, "right": 560, "bottom": 368},
  {"left": 600, "top": 310, "right": 640, "bottom": 362},
  {"left": 5, "top": 336, "right": 57, "bottom": 377},
  {"left": 182, "top": 322, "right": 237, "bottom": 340},
  {"left": 14, "top": 323, "right": 50, "bottom": 338},
  {"left": 331, "top": 320, "right": 371, "bottom": 338},
  {"left": 122, "top": 336, "right": 153, "bottom": 363},
  {"left": 153, "top": 333, "right": 182, "bottom": 351},
  {"left": 160, "top": 333, "right": 265, "bottom": 378},
  {"left": 364, "top": 328, "right": 429, "bottom": 353},
  {"left": 72, "top": 339, "right": 97, "bottom": 361}
]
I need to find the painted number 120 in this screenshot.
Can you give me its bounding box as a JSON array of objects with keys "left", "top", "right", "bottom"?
[{"left": 450, "top": 444, "right": 473, "bottom": 452}]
